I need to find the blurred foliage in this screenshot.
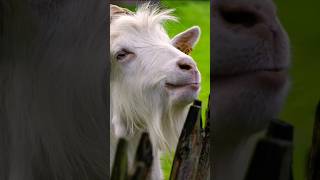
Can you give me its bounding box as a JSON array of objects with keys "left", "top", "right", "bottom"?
[{"left": 275, "top": 1, "right": 320, "bottom": 180}]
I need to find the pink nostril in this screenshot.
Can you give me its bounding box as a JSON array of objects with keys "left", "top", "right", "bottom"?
[{"left": 177, "top": 60, "right": 194, "bottom": 71}]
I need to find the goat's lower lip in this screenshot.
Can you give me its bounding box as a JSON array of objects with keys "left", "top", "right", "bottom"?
[
  {"left": 214, "top": 69, "right": 288, "bottom": 86},
  {"left": 214, "top": 69, "right": 287, "bottom": 80},
  {"left": 165, "top": 83, "right": 200, "bottom": 90}
]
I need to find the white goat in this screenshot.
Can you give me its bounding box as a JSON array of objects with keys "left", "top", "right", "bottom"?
[{"left": 110, "top": 3, "right": 201, "bottom": 179}]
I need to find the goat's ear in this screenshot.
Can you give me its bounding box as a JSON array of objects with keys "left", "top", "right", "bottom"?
[
  {"left": 110, "top": 4, "right": 133, "bottom": 22},
  {"left": 171, "top": 26, "right": 201, "bottom": 55}
]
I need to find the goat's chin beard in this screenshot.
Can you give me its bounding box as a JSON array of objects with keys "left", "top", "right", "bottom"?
[{"left": 212, "top": 74, "right": 290, "bottom": 144}]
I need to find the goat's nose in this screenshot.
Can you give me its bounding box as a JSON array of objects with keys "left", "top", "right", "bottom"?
[
  {"left": 219, "top": 6, "right": 261, "bottom": 28},
  {"left": 177, "top": 58, "right": 195, "bottom": 72},
  {"left": 217, "top": 2, "right": 278, "bottom": 40},
  {"left": 218, "top": 3, "right": 273, "bottom": 29}
]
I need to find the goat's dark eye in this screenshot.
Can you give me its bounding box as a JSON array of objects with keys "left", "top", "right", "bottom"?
[{"left": 115, "top": 49, "right": 133, "bottom": 62}]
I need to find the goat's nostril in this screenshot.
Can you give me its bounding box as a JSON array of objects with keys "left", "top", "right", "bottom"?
[
  {"left": 220, "top": 7, "right": 262, "bottom": 28},
  {"left": 179, "top": 63, "right": 192, "bottom": 70},
  {"left": 178, "top": 61, "right": 193, "bottom": 71}
]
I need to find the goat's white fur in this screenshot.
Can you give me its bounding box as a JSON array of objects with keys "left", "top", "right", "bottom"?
[{"left": 110, "top": 3, "right": 201, "bottom": 179}]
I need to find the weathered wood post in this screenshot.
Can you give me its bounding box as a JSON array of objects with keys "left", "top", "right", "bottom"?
[
  {"left": 170, "top": 100, "right": 203, "bottom": 180},
  {"left": 245, "top": 119, "right": 294, "bottom": 180},
  {"left": 308, "top": 101, "right": 320, "bottom": 180},
  {"left": 111, "top": 132, "right": 154, "bottom": 180},
  {"left": 196, "top": 95, "right": 210, "bottom": 180},
  {"left": 130, "top": 132, "right": 153, "bottom": 180}
]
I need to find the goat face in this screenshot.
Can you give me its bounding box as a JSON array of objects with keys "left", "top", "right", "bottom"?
[
  {"left": 212, "top": 0, "right": 290, "bottom": 141},
  {"left": 110, "top": 5, "right": 201, "bottom": 119}
]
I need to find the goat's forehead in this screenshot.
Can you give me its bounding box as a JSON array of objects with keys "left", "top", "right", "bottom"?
[
  {"left": 111, "top": 18, "right": 172, "bottom": 48},
  {"left": 112, "top": 17, "right": 169, "bottom": 36}
]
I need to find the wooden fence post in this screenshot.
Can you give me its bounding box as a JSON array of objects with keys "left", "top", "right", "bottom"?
[
  {"left": 308, "top": 101, "right": 320, "bottom": 180},
  {"left": 111, "top": 133, "right": 154, "bottom": 180},
  {"left": 245, "top": 119, "right": 294, "bottom": 180},
  {"left": 196, "top": 95, "right": 210, "bottom": 180},
  {"left": 130, "top": 132, "right": 153, "bottom": 180},
  {"left": 111, "top": 138, "right": 128, "bottom": 180},
  {"left": 170, "top": 100, "right": 203, "bottom": 180}
]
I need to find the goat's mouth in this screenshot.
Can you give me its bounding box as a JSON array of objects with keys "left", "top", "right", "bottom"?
[
  {"left": 165, "top": 81, "right": 200, "bottom": 104},
  {"left": 165, "top": 82, "right": 200, "bottom": 91},
  {"left": 215, "top": 68, "right": 288, "bottom": 80},
  {"left": 214, "top": 68, "right": 289, "bottom": 87}
]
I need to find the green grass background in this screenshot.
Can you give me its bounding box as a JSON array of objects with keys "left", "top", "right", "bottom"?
[{"left": 275, "top": 1, "right": 320, "bottom": 180}]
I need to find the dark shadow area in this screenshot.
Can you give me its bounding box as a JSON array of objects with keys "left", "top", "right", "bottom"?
[{"left": 0, "top": 1, "right": 109, "bottom": 179}]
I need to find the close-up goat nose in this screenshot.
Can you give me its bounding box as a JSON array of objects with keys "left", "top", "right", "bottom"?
[
  {"left": 217, "top": 2, "right": 279, "bottom": 40},
  {"left": 219, "top": 5, "right": 262, "bottom": 28},
  {"left": 177, "top": 58, "right": 195, "bottom": 72},
  {"left": 218, "top": 3, "right": 275, "bottom": 29}
]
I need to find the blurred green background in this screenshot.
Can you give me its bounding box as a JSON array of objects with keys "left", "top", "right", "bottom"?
[
  {"left": 276, "top": 1, "right": 320, "bottom": 180},
  {"left": 111, "top": 1, "right": 210, "bottom": 179}
]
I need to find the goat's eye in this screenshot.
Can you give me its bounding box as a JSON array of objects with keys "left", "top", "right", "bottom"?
[{"left": 115, "top": 49, "right": 133, "bottom": 62}]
